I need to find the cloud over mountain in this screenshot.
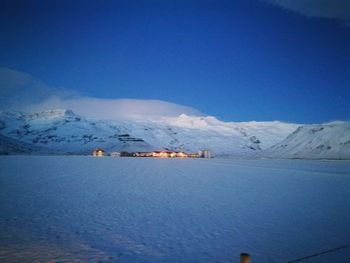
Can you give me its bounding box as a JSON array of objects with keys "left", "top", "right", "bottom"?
[
  {"left": 0, "top": 67, "right": 77, "bottom": 109},
  {"left": 0, "top": 68, "right": 202, "bottom": 121},
  {"left": 25, "top": 97, "right": 203, "bottom": 121}
]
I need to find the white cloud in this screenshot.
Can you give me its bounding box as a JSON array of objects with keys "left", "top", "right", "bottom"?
[
  {"left": 0, "top": 68, "right": 202, "bottom": 121},
  {"left": 25, "top": 96, "right": 203, "bottom": 121},
  {"left": 0, "top": 67, "right": 78, "bottom": 109},
  {"left": 262, "top": 0, "right": 350, "bottom": 20}
]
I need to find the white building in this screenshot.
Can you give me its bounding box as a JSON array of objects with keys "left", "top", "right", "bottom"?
[
  {"left": 110, "top": 152, "right": 121, "bottom": 157},
  {"left": 198, "top": 150, "right": 212, "bottom": 158}
]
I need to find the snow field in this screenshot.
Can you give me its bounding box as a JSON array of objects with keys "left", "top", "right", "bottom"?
[{"left": 0, "top": 156, "right": 350, "bottom": 262}]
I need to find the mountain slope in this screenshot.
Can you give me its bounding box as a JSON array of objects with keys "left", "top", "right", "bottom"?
[
  {"left": 1, "top": 109, "right": 349, "bottom": 159},
  {"left": 0, "top": 109, "right": 298, "bottom": 156},
  {"left": 261, "top": 122, "right": 350, "bottom": 159},
  {"left": 0, "top": 133, "right": 52, "bottom": 155},
  {"left": 0, "top": 110, "right": 153, "bottom": 154}
]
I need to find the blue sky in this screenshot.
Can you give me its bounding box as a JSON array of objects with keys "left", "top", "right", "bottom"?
[{"left": 0, "top": 0, "right": 349, "bottom": 123}]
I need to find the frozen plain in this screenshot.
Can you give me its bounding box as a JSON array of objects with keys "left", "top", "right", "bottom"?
[{"left": 1, "top": 156, "right": 350, "bottom": 262}]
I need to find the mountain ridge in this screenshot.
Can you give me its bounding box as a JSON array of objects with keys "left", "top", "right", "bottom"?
[
  {"left": 0, "top": 109, "right": 349, "bottom": 159},
  {"left": 260, "top": 122, "right": 350, "bottom": 159}
]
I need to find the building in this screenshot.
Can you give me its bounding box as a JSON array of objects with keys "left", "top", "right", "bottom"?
[
  {"left": 135, "top": 152, "right": 153, "bottom": 157},
  {"left": 175, "top": 151, "right": 188, "bottom": 158},
  {"left": 152, "top": 151, "right": 168, "bottom": 158},
  {"left": 120, "top": 151, "right": 136, "bottom": 157},
  {"left": 198, "top": 150, "right": 212, "bottom": 158},
  {"left": 91, "top": 149, "right": 211, "bottom": 158},
  {"left": 110, "top": 152, "right": 121, "bottom": 157},
  {"left": 187, "top": 153, "right": 200, "bottom": 158},
  {"left": 92, "top": 148, "right": 105, "bottom": 157},
  {"left": 151, "top": 151, "right": 188, "bottom": 158}
]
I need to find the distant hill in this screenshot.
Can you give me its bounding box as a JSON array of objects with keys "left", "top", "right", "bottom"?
[{"left": 260, "top": 122, "right": 350, "bottom": 159}]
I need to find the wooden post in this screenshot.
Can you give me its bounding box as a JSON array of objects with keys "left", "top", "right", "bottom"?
[{"left": 240, "top": 253, "right": 250, "bottom": 263}]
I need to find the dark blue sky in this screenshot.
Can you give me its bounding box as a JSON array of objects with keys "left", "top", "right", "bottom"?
[{"left": 0, "top": 0, "right": 349, "bottom": 123}]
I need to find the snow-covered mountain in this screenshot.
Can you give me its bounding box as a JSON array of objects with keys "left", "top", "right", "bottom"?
[
  {"left": 0, "top": 109, "right": 298, "bottom": 156},
  {"left": 0, "top": 109, "right": 349, "bottom": 159},
  {"left": 261, "top": 122, "right": 350, "bottom": 159},
  {"left": 0, "top": 134, "right": 50, "bottom": 155}
]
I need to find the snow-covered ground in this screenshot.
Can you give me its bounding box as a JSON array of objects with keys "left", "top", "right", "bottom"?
[{"left": 1, "top": 156, "right": 350, "bottom": 262}]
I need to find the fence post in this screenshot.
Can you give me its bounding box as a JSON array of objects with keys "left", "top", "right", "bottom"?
[{"left": 240, "top": 253, "right": 250, "bottom": 263}]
